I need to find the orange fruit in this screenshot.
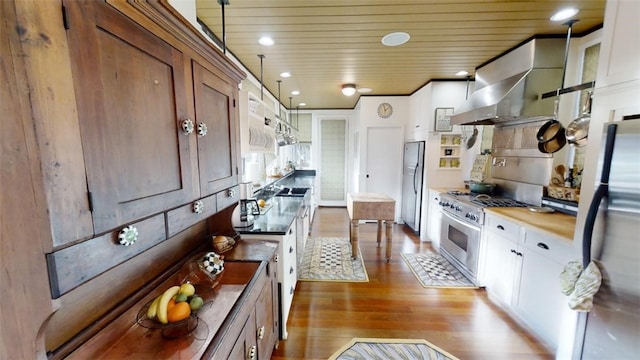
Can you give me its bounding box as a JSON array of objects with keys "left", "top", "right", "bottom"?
[
  {"left": 167, "top": 298, "right": 176, "bottom": 311},
  {"left": 167, "top": 301, "right": 191, "bottom": 323}
]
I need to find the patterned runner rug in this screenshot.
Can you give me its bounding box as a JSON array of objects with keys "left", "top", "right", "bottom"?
[
  {"left": 329, "top": 338, "right": 459, "bottom": 360},
  {"left": 401, "top": 252, "right": 477, "bottom": 288},
  {"left": 298, "top": 237, "right": 368, "bottom": 282}
]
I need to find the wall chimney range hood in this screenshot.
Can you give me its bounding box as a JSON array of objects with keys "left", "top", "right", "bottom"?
[{"left": 451, "top": 38, "right": 565, "bottom": 126}]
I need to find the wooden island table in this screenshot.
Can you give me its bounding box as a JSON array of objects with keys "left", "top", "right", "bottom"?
[{"left": 346, "top": 193, "right": 396, "bottom": 262}]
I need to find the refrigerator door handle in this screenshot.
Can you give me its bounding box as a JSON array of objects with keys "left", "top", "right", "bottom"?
[
  {"left": 413, "top": 162, "right": 419, "bottom": 194},
  {"left": 582, "top": 123, "right": 618, "bottom": 268}
]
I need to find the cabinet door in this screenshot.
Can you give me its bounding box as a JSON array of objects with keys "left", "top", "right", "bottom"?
[
  {"left": 65, "top": 1, "right": 196, "bottom": 233},
  {"left": 427, "top": 190, "right": 442, "bottom": 248},
  {"left": 255, "top": 279, "right": 275, "bottom": 360},
  {"left": 516, "top": 247, "right": 571, "bottom": 349},
  {"left": 193, "top": 62, "right": 239, "bottom": 197},
  {"left": 484, "top": 232, "right": 518, "bottom": 306}
]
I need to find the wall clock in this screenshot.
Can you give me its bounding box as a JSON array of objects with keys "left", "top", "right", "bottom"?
[{"left": 377, "top": 102, "right": 393, "bottom": 118}]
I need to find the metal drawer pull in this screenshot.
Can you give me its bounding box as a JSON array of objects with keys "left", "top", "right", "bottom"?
[
  {"left": 290, "top": 286, "right": 294, "bottom": 295},
  {"left": 537, "top": 242, "right": 549, "bottom": 250},
  {"left": 497, "top": 225, "right": 505, "bottom": 230},
  {"left": 510, "top": 249, "right": 517, "bottom": 254},
  {"left": 290, "top": 266, "right": 294, "bottom": 274},
  {"left": 257, "top": 326, "right": 265, "bottom": 339},
  {"left": 289, "top": 246, "right": 294, "bottom": 253}
]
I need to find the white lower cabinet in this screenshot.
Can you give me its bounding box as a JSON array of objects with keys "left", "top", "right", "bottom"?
[
  {"left": 426, "top": 189, "right": 442, "bottom": 248},
  {"left": 483, "top": 213, "right": 576, "bottom": 351},
  {"left": 241, "top": 222, "right": 297, "bottom": 340}
]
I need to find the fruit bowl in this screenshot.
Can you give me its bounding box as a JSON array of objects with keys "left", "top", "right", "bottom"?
[{"left": 136, "top": 296, "right": 212, "bottom": 338}]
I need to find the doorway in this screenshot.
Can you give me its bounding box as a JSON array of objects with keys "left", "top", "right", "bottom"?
[
  {"left": 319, "top": 118, "right": 347, "bottom": 206},
  {"left": 365, "top": 126, "right": 403, "bottom": 220}
]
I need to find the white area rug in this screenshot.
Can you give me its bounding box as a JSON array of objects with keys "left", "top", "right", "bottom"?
[
  {"left": 298, "top": 237, "right": 368, "bottom": 282},
  {"left": 401, "top": 252, "right": 477, "bottom": 288},
  {"left": 329, "top": 338, "right": 459, "bottom": 360}
]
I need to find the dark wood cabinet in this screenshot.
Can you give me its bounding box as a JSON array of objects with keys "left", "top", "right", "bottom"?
[
  {"left": 65, "top": 0, "right": 197, "bottom": 234},
  {"left": 193, "top": 61, "right": 240, "bottom": 197}
]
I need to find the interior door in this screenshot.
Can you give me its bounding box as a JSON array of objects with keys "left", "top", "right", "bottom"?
[{"left": 365, "top": 126, "right": 403, "bottom": 220}]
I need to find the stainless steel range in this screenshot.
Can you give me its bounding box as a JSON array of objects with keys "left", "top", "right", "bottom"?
[{"left": 439, "top": 191, "right": 527, "bottom": 284}]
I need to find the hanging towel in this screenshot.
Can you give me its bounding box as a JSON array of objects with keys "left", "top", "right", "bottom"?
[
  {"left": 560, "top": 260, "right": 583, "bottom": 295},
  {"left": 568, "top": 261, "right": 603, "bottom": 312}
]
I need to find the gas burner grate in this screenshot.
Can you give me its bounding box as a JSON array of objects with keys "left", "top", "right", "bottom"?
[
  {"left": 471, "top": 199, "right": 528, "bottom": 207},
  {"left": 447, "top": 190, "right": 470, "bottom": 196}
]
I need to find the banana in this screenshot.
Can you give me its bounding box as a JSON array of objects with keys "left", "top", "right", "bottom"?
[
  {"left": 146, "top": 295, "right": 162, "bottom": 319},
  {"left": 156, "top": 286, "right": 180, "bottom": 324}
]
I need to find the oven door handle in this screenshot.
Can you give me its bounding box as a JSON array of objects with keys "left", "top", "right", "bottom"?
[{"left": 442, "top": 211, "right": 480, "bottom": 231}]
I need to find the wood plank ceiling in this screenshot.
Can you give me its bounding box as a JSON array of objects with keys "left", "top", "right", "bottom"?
[{"left": 195, "top": 0, "right": 605, "bottom": 109}]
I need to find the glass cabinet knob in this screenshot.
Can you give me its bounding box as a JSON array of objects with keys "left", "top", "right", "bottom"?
[
  {"left": 118, "top": 225, "right": 138, "bottom": 246},
  {"left": 193, "top": 200, "right": 204, "bottom": 214},
  {"left": 197, "top": 122, "right": 208, "bottom": 137},
  {"left": 181, "top": 118, "right": 194, "bottom": 135}
]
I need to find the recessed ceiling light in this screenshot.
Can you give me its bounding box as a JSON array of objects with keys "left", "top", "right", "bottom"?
[
  {"left": 381, "top": 32, "right": 410, "bottom": 46},
  {"left": 550, "top": 8, "right": 579, "bottom": 22},
  {"left": 291, "top": 90, "right": 300, "bottom": 96},
  {"left": 280, "top": 72, "right": 291, "bottom": 78},
  {"left": 456, "top": 71, "right": 469, "bottom": 76},
  {"left": 357, "top": 87, "right": 372, "bottom": 93},
  {"left": 299, "top": 103, "right": 306, "bottom": 107},
  {"left": 258, "top": 36, "right": 274, "bottom": 46}
]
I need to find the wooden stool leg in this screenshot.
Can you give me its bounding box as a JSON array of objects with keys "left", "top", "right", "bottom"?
[
  {"left": 350, "top": 219, "right": 359, "bottom": 260},
  {"left": 385, "top": 221, "right": 393, "bottom": 262},
  {"left": 376, "top": 220, "right": 383, "bottom": 247}
]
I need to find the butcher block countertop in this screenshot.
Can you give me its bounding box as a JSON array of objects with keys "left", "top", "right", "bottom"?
[{"left": 484, "top": 207, "right": 576, "bottom": 243}]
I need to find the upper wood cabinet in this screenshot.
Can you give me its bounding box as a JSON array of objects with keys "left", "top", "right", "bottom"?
[
  {"left": 65, "top": 0, "right": 198, "bottom": 234},
  {"left": 193, "top": 61, "right": 239, "bottom": 197},
  {"left": 64, "top": 1, "right": 241, "bottom": 236}
]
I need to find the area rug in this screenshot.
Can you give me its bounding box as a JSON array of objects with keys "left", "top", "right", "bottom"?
[
  {"left": 328, "top": 338, "right": 459, "bottom": 360},
  {"left": 401, "top": 252, "right": 477, "bottom": 288},
  {"left": 298, "top": 237, "right": 369, "bottom": 282}
]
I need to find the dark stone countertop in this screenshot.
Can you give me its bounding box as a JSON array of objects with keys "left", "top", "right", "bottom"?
[{"left": 235, "top": 170, "right": 315, "bottom": 236}]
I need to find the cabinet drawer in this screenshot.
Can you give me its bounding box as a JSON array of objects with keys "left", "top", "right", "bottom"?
[
  {"left": 522, "top": 229, "right": 576, "bottom": 265},
  {"left": 166, "top": 193, "right": 217, "bottom": 237},
  {"left": 46, "top": 213, "right": 166, "bottom": 298},
  {"left": 216, "top": 185, "right": 240, "bottom": 211},
  {"left": 485, "top": 213, "right": 520, "bottom": 238}
]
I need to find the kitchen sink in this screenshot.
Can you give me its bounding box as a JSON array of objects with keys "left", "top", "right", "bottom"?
[{"left": 275, "top": 187, "right": 309, "bottom": 197}]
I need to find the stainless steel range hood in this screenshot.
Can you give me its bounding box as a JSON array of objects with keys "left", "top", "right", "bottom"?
[{"left": 451, "top": 38, "right": 565, "bottom": 126}]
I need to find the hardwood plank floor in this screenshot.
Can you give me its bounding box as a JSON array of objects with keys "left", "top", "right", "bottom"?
[{"left": 271, "top": 207, "right": 554, "bottom": 360}]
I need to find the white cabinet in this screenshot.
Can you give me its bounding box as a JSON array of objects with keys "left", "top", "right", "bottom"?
[
  {"left": 239, "top": 90, "right": 276, "bottom": 154},
  {"left": 426, "top": 189, "right": 442, "bottom": 248},
  {"left": 482, "top": 212, "right": 576, "bottom": 350},
  {"left": 517, "top": 229, "right": 576, "bottom": 349},
  {"left": 483, "top": 214, "right": 521, "bottom": 306},
  {"left": 594, "top": 0, "right": 640, "bottom": 89},
  {"left": 241, "top": 222, "right": 297, "bottom": 340}
]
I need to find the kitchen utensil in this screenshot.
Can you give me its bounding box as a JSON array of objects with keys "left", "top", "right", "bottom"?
[
  {"left": 469, "top": 182, "right": 495, "bottom": 194},
  {"left": 566, "top": 93, "right": 592, "bottom": 147},
  {"left": 537, "top": 117, "right": 567, "bottom": 153},
  {"left": 466, "top": 126, "right": 478, "bottom": 149}
]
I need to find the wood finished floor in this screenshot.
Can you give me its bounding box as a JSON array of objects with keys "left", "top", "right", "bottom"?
[{"left": 271, "top": 207, "right": 553, "bottom": 360}]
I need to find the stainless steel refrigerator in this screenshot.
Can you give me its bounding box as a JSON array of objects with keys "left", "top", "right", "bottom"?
[
  {"left": 576, "top": 118, "right": 640, "bottom": 358},
  {"left": 401, "top": 141, "right": 425, "bottom": 233}
]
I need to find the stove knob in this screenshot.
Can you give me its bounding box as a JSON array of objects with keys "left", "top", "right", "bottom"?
[
  {"left": 449, "top": 204, "right": 455, "bottom": 209},
  {"left": 465, "top": 213, "right": 471, "bottom": 218},
  {"left": 455, "top": 205, "right": 462, "bottom": 211}
]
